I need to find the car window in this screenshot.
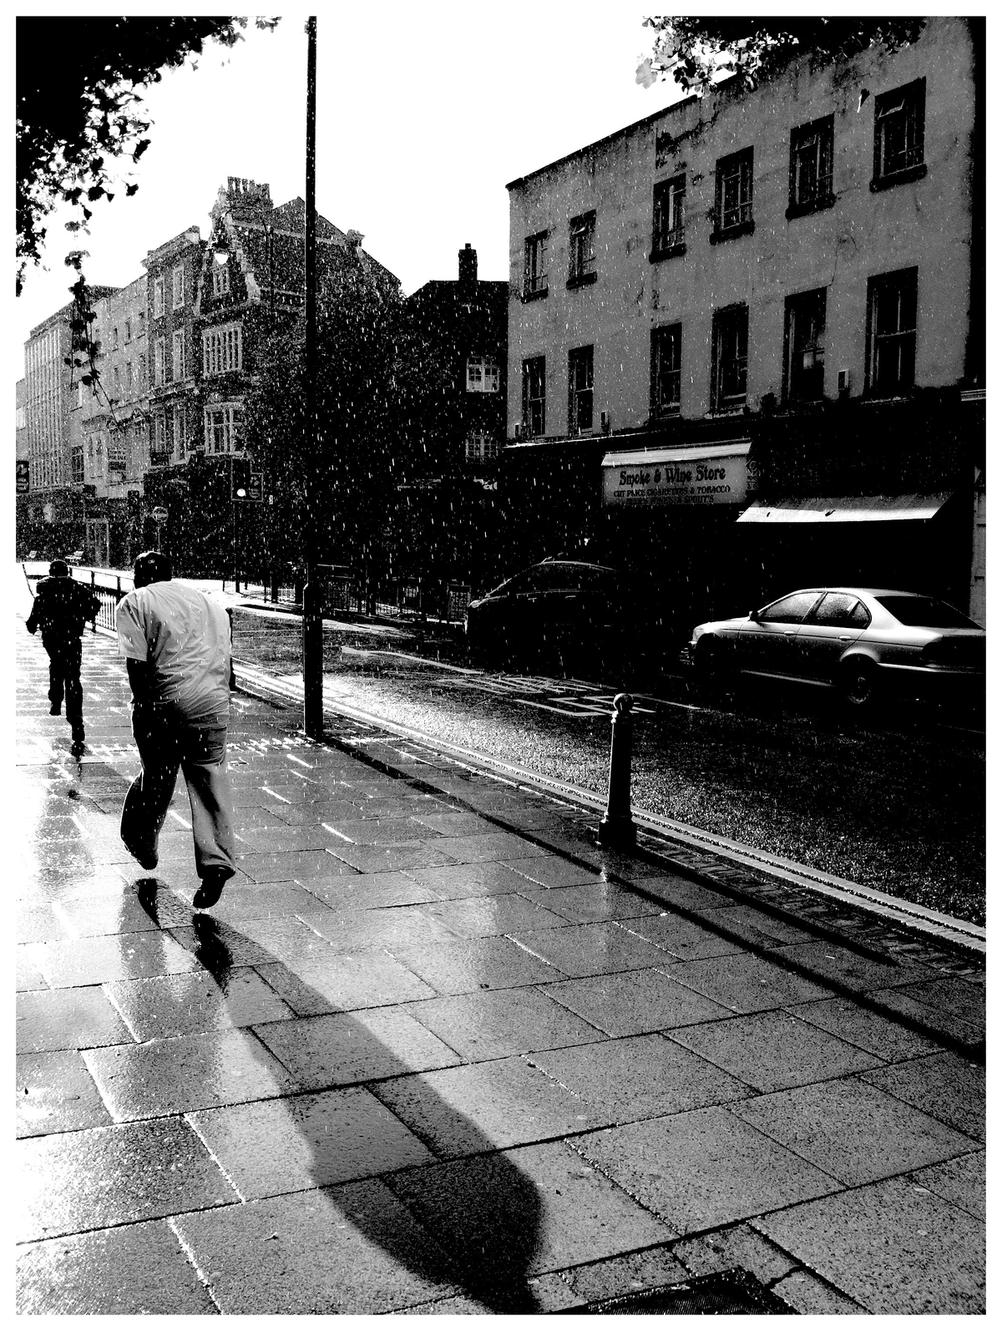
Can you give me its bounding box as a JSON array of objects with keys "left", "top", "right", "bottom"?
[
  {"left": 533, "top": 564, "right": 616, "bottom": 592},
  {"left": 758, "top": 591, "right": 822, "bottom": 624},
  {"left": 875, "top": 595, "right": 981, "bottom": 629},
  {"left": 495, "top": 570, "right": 537, "bottom": 595},
  {"left": 561, "top": 566, "right": 616, "bottom": 592},
  {"left": 808, "top": 592, "right": 871, "bottom": 629}
]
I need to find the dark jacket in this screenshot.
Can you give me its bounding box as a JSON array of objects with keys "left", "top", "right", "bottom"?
[{"left": 26, "top": 577, "right": 102, "bottom": 639}]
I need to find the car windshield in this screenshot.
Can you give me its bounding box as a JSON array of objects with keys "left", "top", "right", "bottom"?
[{"left": 875, "top": 595, "right": 980, "bottom": 629}]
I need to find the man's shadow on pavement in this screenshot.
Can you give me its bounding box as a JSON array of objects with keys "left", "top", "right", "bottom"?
[{"left": 134, "top": 879, "right": 544, "bottom": 1315}]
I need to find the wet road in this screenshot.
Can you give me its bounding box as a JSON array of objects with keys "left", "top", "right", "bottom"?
[{"left": 230, "top": 608, "right": 985, "bottom": 927}]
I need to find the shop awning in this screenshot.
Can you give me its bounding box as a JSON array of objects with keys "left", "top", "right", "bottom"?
[
  {"left": 736, "top": 493, "right": 953, "bottom": 524},
  {"left": 602, "top": 441, "right": 752, "bottom": 468}
]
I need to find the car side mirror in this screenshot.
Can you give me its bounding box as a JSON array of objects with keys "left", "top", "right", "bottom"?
[{"left": 749, "top": 608, "right": 760, "bottom": 622}]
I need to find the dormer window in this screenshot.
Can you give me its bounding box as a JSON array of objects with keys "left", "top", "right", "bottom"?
[{"left": 212, "top": 263, "right": 231, "bottom": 297}]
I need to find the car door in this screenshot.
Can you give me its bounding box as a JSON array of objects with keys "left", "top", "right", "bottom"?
[
  {"left": 794, "top": 591, "right": 870, "bottom": 681},
  {"left": 736, "top": 590, "right": 823, "bottom": 676}
]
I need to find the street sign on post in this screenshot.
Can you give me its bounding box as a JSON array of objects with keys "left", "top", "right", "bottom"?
[
  {"left": 16, "top": 460, "right": 29, "bottom": 493},
  {"left": 245, "top": 472, "right": 264, "bottom": 502},
  {"left": 151, "top": 506, "right": 169, "bottom": 522}
]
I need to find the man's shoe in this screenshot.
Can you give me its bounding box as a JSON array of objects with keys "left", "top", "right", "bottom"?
[
  {"left": 70, "top": 739, "right": 86, "bottom": 758},
  {"left": 193, "top": 869, "right": 232, "bottom": 911},
  {"left": 49, "top": 703, "right": 61, "bottom": 715}
]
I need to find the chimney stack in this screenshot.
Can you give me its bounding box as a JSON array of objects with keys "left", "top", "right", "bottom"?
[{"left": 458, "top": 242, "right": 477, "bottom": 291}]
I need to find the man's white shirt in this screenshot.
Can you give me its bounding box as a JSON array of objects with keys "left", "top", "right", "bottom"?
[{"left": 117, "top": 582, "right": 231, "bottom": 721}]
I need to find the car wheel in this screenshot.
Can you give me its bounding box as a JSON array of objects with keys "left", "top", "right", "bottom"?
[{"left": 839, "top": 657, "right": 878, "bottom": 708}]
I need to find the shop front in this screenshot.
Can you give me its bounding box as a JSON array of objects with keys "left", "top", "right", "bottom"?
[{"left": 597, "top": 440, "right": 759, "bottom": 647}]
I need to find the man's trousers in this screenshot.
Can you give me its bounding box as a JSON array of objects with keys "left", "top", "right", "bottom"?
[
  {"left": 121, "top": 708, "right": 236, "bottom": 879},
  {"left": 42, "top": 634, "right": 83, "bottom": 731}
]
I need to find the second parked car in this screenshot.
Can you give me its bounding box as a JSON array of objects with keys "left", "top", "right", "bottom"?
[
  {"left": 689, "top": 586, "right": 985, "bottom": 709},
  {"left": 465, "top": 559, "right": 628, "bottom": 670}
]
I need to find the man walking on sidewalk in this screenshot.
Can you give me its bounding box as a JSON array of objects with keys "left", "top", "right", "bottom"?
[
  {"left": 116, "top": 551, "right": 236, "bottom": 909},
  {"left": 25, "top": 558, "right": 101, "bottom": 755}
]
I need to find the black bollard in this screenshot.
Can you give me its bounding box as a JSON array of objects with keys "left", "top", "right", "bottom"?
[{"left": 597, "top": 692, "right": 636, "bottom": 847}]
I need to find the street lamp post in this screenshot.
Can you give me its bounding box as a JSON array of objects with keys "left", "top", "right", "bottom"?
[{"left": 302, "top": 15, "right": 323, "bottom": 738}]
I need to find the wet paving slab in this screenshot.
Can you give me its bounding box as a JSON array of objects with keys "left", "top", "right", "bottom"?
[{"left": 14, "top": 613, "right": 985, "bottom": 1314}]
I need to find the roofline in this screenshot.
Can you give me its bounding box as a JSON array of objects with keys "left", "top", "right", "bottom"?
[{"left": 505, "top": 86, "right": 712, "bottom": 191}]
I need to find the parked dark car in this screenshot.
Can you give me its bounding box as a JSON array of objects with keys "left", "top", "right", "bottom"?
[
  {"left": 688, "top": 587, "right": 985, "bottom": 709},
  {"left": 465, "top": 559, "right": 629, "bottom": 670}
]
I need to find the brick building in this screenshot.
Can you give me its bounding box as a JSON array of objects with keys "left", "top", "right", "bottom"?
[
  {"left": 390, "top": 243, "right": 509, "bottom": 589},
  {"left": 142, "top": 177, "right": 398, "bottom": 576},
  {"left": 504, "top": 17, "right": 984, "bottom": 637}
]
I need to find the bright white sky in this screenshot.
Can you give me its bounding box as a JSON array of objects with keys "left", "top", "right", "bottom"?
[{"left": 14, "top": 3, "right": 684, "bottom": 369}]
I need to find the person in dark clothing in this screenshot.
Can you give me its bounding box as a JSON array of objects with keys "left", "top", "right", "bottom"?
[{"left": 25, "top": 558, "right": 101, "bottom": 753}]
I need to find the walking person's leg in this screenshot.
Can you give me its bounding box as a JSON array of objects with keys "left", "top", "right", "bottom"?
[
  {"left": 63, "top": 638, "right": 85, "bottom": 743},
  {"left": 43, "top": 639, "right": 63, "bottom": 714},
  {"left": 178, "top": 721, "right": 236, "bottom": 907},
  {"left": 121, "top": 718, "right": 181, "bottom": 872}
]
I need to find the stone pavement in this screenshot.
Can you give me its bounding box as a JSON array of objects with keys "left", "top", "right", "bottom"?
[{"left": 15, "top": 613, "right": 986, "bottom": 1315}]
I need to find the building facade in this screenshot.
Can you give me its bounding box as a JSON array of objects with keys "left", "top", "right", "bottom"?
[
  {"left": 73, "top": 276, "right": 151, "bottom": 565},
  {"left": 504, "top": 17, "right": 984, "bottom": 636},
  {"left": 19, "top": 289, "right": 117, "bottom": 559},
  {"left": 391, "top": 243, "right": 509, "bottom": 588},
  {"left": 141, "top": 176, "right": 398, "bottom": 576}
]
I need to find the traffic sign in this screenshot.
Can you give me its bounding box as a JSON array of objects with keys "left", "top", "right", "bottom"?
[
  {"left": 16, "top": 460, "right": 29, "bottom": 494},
  {"left": 246, "top": 471, "right": 264, "bottom": 502},
  {"left": 151, "top": 506, "right": 169, "bottom": 521}
]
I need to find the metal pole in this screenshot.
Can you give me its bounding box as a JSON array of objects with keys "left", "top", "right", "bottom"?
[
  {"left": 302, "top": 15, "right": 323, "bottom": 737},
  {"left": 597, "top": 693, "right": 636, "bottom": 847}
]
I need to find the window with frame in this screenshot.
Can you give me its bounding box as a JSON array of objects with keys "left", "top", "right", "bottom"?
[
  {"left": 153, "top": 337, "right": 166, "bottom": 387},
  {"left": 872, "top": 78, "right": 926, "bottom": 188},
  {"left": 125, "top": 361, "right": 134, "bottom": 392},
  {"left": 522, "top": 355, "right": 546, "bottom": 437},
  {"left": 70, "top": 445, "right": 84, "bottom": 484},
  {"left": 652, "top": 175, "right": 685, "bottom": 257},
  {"left": 567, "top": 211, "right": 596, "bottom": 286},
  {"left": 567, "top": 345, "right": 594, "bottom": 433},
  {"left": 202, "top": 322, "right": 243, "bottom": 376},
  {"left": 107, "top": 440, "right": 127, "bottom": 478},
  {"left": 466, "top": 359, "right": 500, "bottom": 393},
  {"left": 524, "top": 231, "right": 548, "bottom": 298},
  {"left": 203, "top": 403, "right": 244, "bottom": 454},
  {"left": 713, "top": 148, "right": 754, "bottom": 239},
  {"left": 151, "top": 412, "right": 170, "bottom": 466},
  {"left": 172, "top": 264, "right": 185, "bottom": 310},
  {"left": 784, "top": 289, "right": 827, "bottom": 402},
  {"left": 124, "top": 319, "right": 132, "bottom": 343},
  {"left": 113, "top": 365, "right": 121, "bottom": 396},
  {"left": 172, "top": 328, "right": 186, "bottom": 381},
  {"left": 465, "top": 432, "right": 500, "bottom": 463},
  {"left": 112, "top": 326, "right": 119, "bottom": 350},
  {"left": 651, "top": 323, "right": 682, "bottom": 417},
  {"left": 171, "top": 405, "right": 186, "bottom": 459},
  {"left": 788, "top": 116, "right": 834, "bottom": 216},
  {"left": 153, "top": 277, "right": 165, "bottom": 318},
  {"left": 211, "top": 262, "right": 231, "bottom": 297},
  {"left": 867, "top": 268, "right": 918, "bottom": 395},
  {"left": 711, "top": 304, "right": 749, "bottom": 410}
]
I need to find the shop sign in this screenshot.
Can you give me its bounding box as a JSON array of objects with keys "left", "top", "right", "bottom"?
[{"left": 601, "top": 442, "right": 751, "bottom": 509}]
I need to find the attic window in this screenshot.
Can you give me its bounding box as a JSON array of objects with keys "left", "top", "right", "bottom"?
[{"left": 212, "top": 263, "right": 231, "bottom": 297}]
